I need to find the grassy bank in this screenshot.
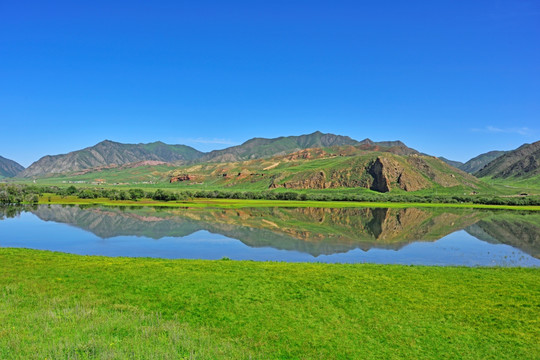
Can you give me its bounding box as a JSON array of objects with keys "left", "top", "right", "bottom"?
[
  {"left": 0, "top": 248, "right": 538, "bottom": 359},
  {"left": 37, "top": 194, "right": 540, "bottom": 211}
]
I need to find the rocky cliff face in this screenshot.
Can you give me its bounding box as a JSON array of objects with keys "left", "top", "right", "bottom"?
[
  {"left": 368, "top": 157, "right": 391, "bottom": 192},
  {"left": 367, "top": 156, "right": 433, "bottom": 192}
]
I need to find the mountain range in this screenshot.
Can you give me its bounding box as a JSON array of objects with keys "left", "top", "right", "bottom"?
[
  {"left": 18, "top": 131, "right": 415, "bottom": 178},
  {"left": 2, "top": 132, "right": 539, "bottom": 194}
]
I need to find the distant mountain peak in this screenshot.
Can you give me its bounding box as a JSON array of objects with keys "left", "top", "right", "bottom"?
[
  {"left": 0, "top": 155, "right": 25, "bottom": 177},
  {"left": 98, "top": 139, "right": 117, "bottom": 145}
]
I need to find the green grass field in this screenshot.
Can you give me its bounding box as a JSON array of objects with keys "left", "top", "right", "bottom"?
[
  {"left": 0, "top": 248, "right": 538, "bottom": 359},
  {"left": 482, "top": 175, "right": 540, "bottom": 195}
]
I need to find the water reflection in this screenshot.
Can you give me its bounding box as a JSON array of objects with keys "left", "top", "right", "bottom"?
[{"left": 1, "top": 204, "right": 539, "bottom": 265}]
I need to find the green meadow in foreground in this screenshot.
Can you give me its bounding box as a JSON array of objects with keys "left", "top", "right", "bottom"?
[{"left": 0, "top": 249, "right": 538, "bottom": 359}]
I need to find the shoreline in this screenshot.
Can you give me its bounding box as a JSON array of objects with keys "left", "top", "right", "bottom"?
[{"left": 33, "top": 195, "right": 540, "bottom": 211}]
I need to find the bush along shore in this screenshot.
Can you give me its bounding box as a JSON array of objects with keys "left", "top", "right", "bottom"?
[{"left": 1, "top": 183, "right": 540, "bottom": 207}]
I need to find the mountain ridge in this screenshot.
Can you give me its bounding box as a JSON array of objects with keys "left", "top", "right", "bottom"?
[
  {"left": 20, "top": 140, "right": 203, "bottom": 178},
  {"left": 198, "top": 131, "right": 360, "bottom": 163},
  {"left": 19, "top": 132, "right": 419, "bottom": 178}
]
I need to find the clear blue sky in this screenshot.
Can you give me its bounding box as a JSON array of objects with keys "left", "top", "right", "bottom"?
[{"left": 1, "top": 0, "right": 539, "bottom": 167}]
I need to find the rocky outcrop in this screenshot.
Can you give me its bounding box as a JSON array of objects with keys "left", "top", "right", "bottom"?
[
  {"left": 368, "top": 157, "right": 390, "bottom": 192},
  {"left": 367, "top": 156, "right": 430, "bottom": 192},
  {"left": 170, "top": 174, "right": 200, "bottom": 183},
  {"left": 282, "top": 171, "right": 330, "bottom": 189}
]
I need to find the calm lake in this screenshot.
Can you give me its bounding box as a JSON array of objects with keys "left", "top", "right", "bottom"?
[{"left": 1, "top": 204, "right": 539, "bottom": 267}]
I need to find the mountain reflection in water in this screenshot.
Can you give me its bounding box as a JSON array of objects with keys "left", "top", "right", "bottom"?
[{"left": 2, "top": 204, "right": 538, "bottom": 259}]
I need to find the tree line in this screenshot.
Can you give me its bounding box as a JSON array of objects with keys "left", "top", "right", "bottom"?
[{"left": 1, "top": 184, "right": 539, "bottom": 206}]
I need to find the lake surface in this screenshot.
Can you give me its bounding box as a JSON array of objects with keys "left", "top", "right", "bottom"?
[{"left": 1, "top": 205, "right": 539, "bottom": 266}]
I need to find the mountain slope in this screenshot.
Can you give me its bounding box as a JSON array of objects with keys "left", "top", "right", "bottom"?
[
  {"left": 20, "top": 140, "right": 203, "bottom": 178},
  {"left": 475, "top": 141, "right": 540, "bottom": 179},
  {"left": 461, "top": 150, "right": 507, "bottom": 174},
  {"left": 439, "top": 151, "right": 507, "bottom": 174},
  {"left": 198, "top": 131, "right": 361, "bottom": 163},
  {"left": 0, "top": 156, "right": 25, "bottom": 178},
  {"left": 439, "top": 157, "right": 464, "bottom": 169}
]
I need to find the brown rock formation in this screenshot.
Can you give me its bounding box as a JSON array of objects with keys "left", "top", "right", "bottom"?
[
  {"left": 367, "top": 156, "right": 430, "bottom": 192},
  {"left": 368, "top": 157, "right": 390, "bottom": 192},
  {"left": 170, "top": 174, "right": 199, "bottom": 183}
]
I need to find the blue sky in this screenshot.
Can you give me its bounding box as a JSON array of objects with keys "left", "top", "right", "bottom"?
[{"left": 1, "top": 0, "right": 539, "bottom": 167}]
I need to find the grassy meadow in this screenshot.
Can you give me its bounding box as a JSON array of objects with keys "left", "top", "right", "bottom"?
[{"left": 0, "top": 248, "right": 538, "bottom": 359}]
